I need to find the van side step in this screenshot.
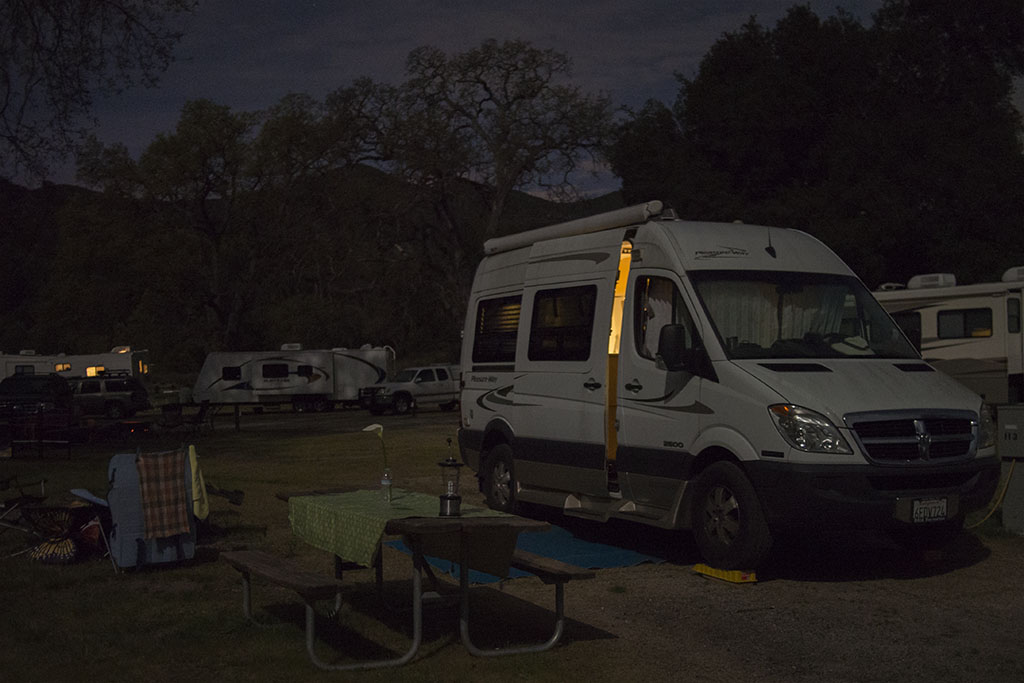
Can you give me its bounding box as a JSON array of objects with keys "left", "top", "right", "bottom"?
[{"left": 516, "top": 487, "right": 678, "bottom": 527}]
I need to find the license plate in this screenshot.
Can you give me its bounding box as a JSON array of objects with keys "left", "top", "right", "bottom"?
[{"left": 912, "top": 497, "right": 948, "bottom": 523}]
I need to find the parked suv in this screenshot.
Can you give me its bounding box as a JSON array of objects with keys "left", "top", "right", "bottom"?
[
  {"left": 0, "top": 373, "right": 76, "bottom": 420},
  {"left": 68, "top": 374, "right": 150, "bottom": 419}
]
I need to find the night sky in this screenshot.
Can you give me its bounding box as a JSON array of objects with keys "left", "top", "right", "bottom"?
[{"left": 67, "top": 1, "right": 892, "bottom": 188}]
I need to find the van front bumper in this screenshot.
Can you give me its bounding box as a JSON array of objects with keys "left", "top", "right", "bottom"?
[{"left": 744, "top": 455, "right": 1001, "bottom": 530}]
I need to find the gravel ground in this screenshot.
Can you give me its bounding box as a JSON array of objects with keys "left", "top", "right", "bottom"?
[{"left": 496, "top": 521, "right": 1024, "bottom": 683}]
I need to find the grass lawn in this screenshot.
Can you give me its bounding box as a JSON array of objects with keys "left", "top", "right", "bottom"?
[{"left": 1, "top": 413, "right": 591, "bottom": 683}]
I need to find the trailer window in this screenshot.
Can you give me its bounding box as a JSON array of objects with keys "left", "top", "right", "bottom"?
[
  {"left": 473, "top": 295, "right": 522, "bottom": 364},
  {"left": 262, "top": 363, "right": 289, "bottom": 379},
  {"left": 222, "top": 366, "right": 241, "bottom": 380},
  {"left": 528, "top": 285, "right": 597, "bottom": 362},
  {"left": 938, "top": 309, "right": 992, "bottom": 338},
  {"left": 1009, "top": 299, "right": 1021, "bottom": 334}
]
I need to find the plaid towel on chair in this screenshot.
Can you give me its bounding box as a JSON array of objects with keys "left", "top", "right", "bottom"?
[{"left": 137, "top": 449, "right": 191, "bottom": 539}]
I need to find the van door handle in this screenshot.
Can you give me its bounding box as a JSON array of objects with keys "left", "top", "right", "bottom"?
[
  {"left": 583, "top": 379, "right": 602, "bottom": 391},
  {"left": 625, "top": 381, "right": 643, "bottom": 393}
]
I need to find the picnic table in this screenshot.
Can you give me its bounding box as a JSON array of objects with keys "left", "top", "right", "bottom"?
[{"left": 224, "top": 488, "right": 594, "bottom": 670}]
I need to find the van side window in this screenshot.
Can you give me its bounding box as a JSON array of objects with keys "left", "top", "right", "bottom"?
[
  {"left": 297, "top": 365, "right": 314, "bottom": 378},
  {"left": 473, "top": 295, "right": 522, "bottom": 363},
  {"left": 938, "top": 308, "right": 992, "bottom": 338},
  {"left": 1009, "top": 298, "right": 1021, "bottom": 334},
  {"left": 80, "top": 380, "right": 101, "bottom": 394},
  {"left": 436, "top": 368, "right": 449, "bottom": 381},
  {"left": 528, "top": 285, "right": 597, "bottom": 362},
  {"left": 633, "top": 276, "right": 697, "bottom": 360}
]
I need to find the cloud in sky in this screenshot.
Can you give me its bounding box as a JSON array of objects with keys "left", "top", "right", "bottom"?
[{"left": 77, "top": 1, "right": 885, "bottom": 188}]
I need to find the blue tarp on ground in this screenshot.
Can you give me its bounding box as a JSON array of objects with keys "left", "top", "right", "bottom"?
[{"left": 385, "top": 522, "right": 665, "bottom": 584}]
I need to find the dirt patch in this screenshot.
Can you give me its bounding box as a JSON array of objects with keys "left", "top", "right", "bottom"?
[{"left": 493, "top": 522, "right": 1024, "bottom": 683}]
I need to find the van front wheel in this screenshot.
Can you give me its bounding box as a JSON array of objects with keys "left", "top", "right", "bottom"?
[
  {"left": 484, "top": 444, "right": 517, "bottom": 513},
  {"left": 691, "top": 461, "right": 772, "bottom": 570}
]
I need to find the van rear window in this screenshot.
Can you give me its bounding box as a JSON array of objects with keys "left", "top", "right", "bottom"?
[
  {"left": 473, "top": 295, "right": 522, "bottom": 363},
  {"left": 528, "top": 286, "right": 596, "bottom": 362}
]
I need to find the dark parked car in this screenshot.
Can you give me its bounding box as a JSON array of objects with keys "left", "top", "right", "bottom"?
[
  {"left": 0, "top": 373, "right": 76, "bottom": 421},
  {"left": 68, "top": 374, "right": 150, "bottom": 419}
]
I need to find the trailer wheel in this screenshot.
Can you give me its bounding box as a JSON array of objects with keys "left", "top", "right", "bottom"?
[
  {"left": 690, "top": 461, "right": 773, "bottom": 570},
  {"left": 392, "top": 394, "right": 411, "bottom": 415},
  {"left": 483, "top": 444, "right": 517, "bottom": 513}
]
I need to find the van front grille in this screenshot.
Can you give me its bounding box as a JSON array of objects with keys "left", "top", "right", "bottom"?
[{"left": 844, "top": 410, "right": 977, "bottom": 465}]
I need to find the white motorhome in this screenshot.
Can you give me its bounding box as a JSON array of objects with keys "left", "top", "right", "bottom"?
[
  {"left": 458, "top": 202, "right": 1000, "bottom": 569},
  {"left": 1, "top": 346, "right": 149, "bottom": 380},
  {"left": 873, "top": 268, "right": 1024, "bottom": 405},
  {"left": 192, "top": 344, "right": 395, "bottom": 411}
]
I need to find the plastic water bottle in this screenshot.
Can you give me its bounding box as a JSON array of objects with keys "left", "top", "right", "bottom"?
[{"left": 381, "top": 469, "right": 393, "bottom": 504}]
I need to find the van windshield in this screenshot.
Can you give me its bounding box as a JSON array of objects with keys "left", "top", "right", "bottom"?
[{"left": 690, "top": 271, "right": 918, "bottom": 360}]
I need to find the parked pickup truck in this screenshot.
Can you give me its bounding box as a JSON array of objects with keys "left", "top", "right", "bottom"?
[{"left": 358, "top": 365, "right": 460, "bottom": 415}]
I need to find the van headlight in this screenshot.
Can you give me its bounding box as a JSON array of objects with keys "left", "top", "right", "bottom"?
[
  {"left": 768, "top": 404, "right": 853, "bottom": 454},
  {"left": 978, "top": 403, "right": 996, "bottom": 449}
]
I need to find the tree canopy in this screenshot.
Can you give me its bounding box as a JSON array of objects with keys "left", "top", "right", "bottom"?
[
  {"left": 9, "top": 39, "right": 613, "bottom": 373},
  {"left": 608, "top": 0, "right": 1024, "bottom": 286},
  {"left": 0, "top": 0, "right": 195, "bottom": 179}
]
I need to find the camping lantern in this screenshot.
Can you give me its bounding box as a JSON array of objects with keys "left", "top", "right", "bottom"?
[{"left": 438, "top": 441, "right": 463, "bottom": 516}]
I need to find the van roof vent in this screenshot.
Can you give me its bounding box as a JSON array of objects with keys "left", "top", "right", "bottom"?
[
  {"left": 907, "top": 273, "right": 956, "bottom": 289},
  {"left": 1001, "top": 265, "right": 1024, "bottom": 283},
  {"left": 280, "top": 343, "right": 303, "bottom": 351},
  {"left": 877, "top": 282, "right": 906, "bottom": 291}
]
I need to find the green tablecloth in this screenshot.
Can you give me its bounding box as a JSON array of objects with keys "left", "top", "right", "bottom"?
[{"left": 289, "top": 488, "right": 504, "bottom": 568}]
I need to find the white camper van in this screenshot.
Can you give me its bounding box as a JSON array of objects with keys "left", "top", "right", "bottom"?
[
  {"left": 192, "top": 345, "right": 395, "bottom": 411},
  {"left": 874, "top": 268, "right": 1024, "bottom": 405},
  {"left": 458, "top": 202, "right": 1000, "bottom": 569}
]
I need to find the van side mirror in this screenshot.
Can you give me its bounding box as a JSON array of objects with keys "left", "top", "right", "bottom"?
[
  {"left": 656, "top": 324, "right": 714, "bottom": 379},
  {"left": 656, "top": 324, "right": 690, "bottom": 372}
]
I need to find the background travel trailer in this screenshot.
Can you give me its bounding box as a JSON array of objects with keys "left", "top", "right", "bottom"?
[
  {"left": 874, "top": 267, "right": 1024, "bottom": 405},
  {"left": 192, "top": 345, "right": 395, "bottom": 411},
  {"left": 0, "top": 346, "right": 149, "bottom": 380}
]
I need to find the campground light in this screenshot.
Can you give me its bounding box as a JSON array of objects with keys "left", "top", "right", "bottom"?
[{"left": 438, "top": 438, "right": 463, "bottom": 517}]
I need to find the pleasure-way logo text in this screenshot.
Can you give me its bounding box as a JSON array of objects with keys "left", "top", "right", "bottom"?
[{"left": 694, "top": 246, "right": 749, "bottom": 260}]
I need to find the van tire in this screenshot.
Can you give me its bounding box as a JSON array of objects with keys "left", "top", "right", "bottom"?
[
  {"left": 483, "top": 444, "right": 517, "bottom": 513},
  {"left": 690, "top": 461, "right": 772, "bottom": 570}
]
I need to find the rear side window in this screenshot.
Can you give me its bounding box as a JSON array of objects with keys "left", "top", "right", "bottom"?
[
  {"left": 262, "top": 363, "right": 289, "bottom": 379},
  {"left": 80, "top": 380, "right": 101, "bottom": 394},
  {"left": 938, "top": 308, "right": 992, "bottom": 338},
  {"left": 528, "top": 285, "right": 597, "bottom": 362},
  {"left": 1009, "top": 298, "right": 1021, "bottom": 334},
  {"left": 472, "top": 295, "right": 522, "bottom": 363}
]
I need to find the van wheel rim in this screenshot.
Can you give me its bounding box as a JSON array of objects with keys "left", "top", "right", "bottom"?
[
  {"left": 491, "top": 463, "right": 511, "bottom": 506},
  {"left": 701, "top": 485, "right": 740, "bottom": 545}
]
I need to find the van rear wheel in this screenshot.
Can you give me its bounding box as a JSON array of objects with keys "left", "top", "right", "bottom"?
[
  {"left": 484, "top": 444, "right": 516, "bottom": 513},
  {"left": 691, "top": 461, "right": 772, "bottom": 570}
]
